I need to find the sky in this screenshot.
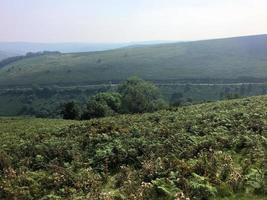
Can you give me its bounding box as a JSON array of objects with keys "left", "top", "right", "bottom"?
[{"left": 0, "top": 0, "right": 267, "bottom": 43}]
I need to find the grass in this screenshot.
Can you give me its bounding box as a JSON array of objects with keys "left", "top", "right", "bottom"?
[
  {"left": 0, "top": 35, "right": 267, "bottom": 86},
  {"left": 0, "top": 96, "right": 266, "bottom": 199}
]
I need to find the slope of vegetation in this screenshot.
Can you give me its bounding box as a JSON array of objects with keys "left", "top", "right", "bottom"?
[
  {"left": 0, "top": 96, "right": 266, "bottom": 199},
  {"left": 0, "top": 34, "right": 267, "bottom": 87},
  {"left": 0, "top": 85, "right": 111, "bottom": 117},
  {"left": 0, "top": 51, "right": 61, "bottom": 69},
  {"left": 1, "top": 81, "right": 267, "bottom": 117}
]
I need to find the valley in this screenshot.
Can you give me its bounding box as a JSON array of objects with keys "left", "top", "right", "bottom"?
[{"left": 1, "top": 35, "right": 267, "bottom": 117}]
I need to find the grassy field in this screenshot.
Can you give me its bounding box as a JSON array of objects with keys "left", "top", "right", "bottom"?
[
  {"left": 0, "top": 34, "right": 267, "bottom": 87},
  {"left": 0, "top": 96, "right": 266, "bottom": 199}
]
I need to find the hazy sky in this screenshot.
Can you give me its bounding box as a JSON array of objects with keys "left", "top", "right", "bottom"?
[{"left": 1, "top": 0, "right": 267, "bottom": 43}]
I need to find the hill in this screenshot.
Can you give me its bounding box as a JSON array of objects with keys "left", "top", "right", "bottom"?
[
  {"left": 0, "top": 41, "right": 175, "bottom": 55},
  {"left": 0, "top": 34, "right": 267, "bottom": 87},
  {"left": 0, "top": 51, "right": 19, "bottom": 61},
  {"left": 0, "top": 42, "right": 128, "bottom": 54},
  {"left": 0, "top": 96, "right": 266, "bottom": 199}
]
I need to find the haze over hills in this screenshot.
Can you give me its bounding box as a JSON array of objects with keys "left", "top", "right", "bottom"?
[
  {"left": 0, "top": 50, "right": 20, "bottom": 61},
  {"left": 0, "top": 34, "right": 267, "bottom": 87},
  {"left": 0, "top": 41, "right": 176, "bottom": 55}
]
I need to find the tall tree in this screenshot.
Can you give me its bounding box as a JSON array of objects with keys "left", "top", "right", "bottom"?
[
  {"left": 61, "top": 101, "right": 80, "bottom": 120},
  {"left": 81, "top": 92, "right": 122, "bottom": 120},
  {"left": 118, "top": 77, "right": 166, "bottom": 113}
]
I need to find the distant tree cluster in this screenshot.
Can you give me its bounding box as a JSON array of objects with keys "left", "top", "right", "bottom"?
[
  {"left": 61, "top": 77, "right": 167, "bottom": 120},
  {"left": 6, "top": 78, "right": 264, "bottom": 119}
]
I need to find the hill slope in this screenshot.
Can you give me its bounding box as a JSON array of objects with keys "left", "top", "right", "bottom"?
[
  {"left": 0, "top": 96, "right": 266, "bottom": 199},
  {"left": 0, "top": 34, "right": 267, "bottom": 87},
  {"left": 0, "top": 51, "right": 19, "bottom": 61},
  {"left": 0, "top": 41, "right": 175, "bottom": 54}
]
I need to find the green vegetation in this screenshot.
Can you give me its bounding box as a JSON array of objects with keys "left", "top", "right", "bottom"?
[
  {"left": 1, "top": 82, "right": 267, "bottom": 117},
  {"left": 0, "top": 51, "right": 61, "bottom": 69},
  {"left": 78, "top": 78, "right": 166, "bottom": 120},
  {"left": 0, "top": 35, "right": 267, "bottom": 87},
  {"left": 0, "top": 96, "right": 266, "bottom": 199},
  {"left": 61, "top": 101, "right": 81, "bottom": 120},
  {"left": 0, "top": 86, "right": 111, "bottom": 117},
  {"left": 118, "top": 77, "right": 167, "bottom": 113},
  {"left": 81, "top": 92, "right": 122, "bottom": 119},
  {"left": 1, "top": 35, "right": 267, "bottom": 117}
]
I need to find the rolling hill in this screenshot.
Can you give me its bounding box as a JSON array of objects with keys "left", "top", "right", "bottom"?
[
  {"left": 0, "top": 42, "right": 130, "bottom": 55},
  {"left": 0, "top": 41, "right": 175, "bottom": 54},
  {"left": 0, "top": 34, "right": 267, "bottom": 87},
  {"left": 0, "top": 96, "right": 266, "bottom": 199}
]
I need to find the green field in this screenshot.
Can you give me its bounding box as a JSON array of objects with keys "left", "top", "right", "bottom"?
[
  {"left": 0, "top": 96, "right": 266, "bottom": 199},
  {"left": 0, "top": 35, "right": 267, "bottom": 87}
]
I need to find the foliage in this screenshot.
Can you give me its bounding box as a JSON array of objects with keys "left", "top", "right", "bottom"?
[
  {"left": 0, "top": 96, "right": 267, "bottom": 199},
  {"left": 0, "top": 86, "right": 109, "bottom": 117},
  {"left": 81, "top": 78, "right": 166, "bottom": 119},
  {"left": 1, "top": 81, "right": 267, "bottom": 117},
  {"left": 61, "top": 101, "right": 80, "bottom": 120},
  {"left": 245, "top": 168, "right": 267, "bottom": 195},
  {"left": 189, "top": 173, "right": 217, "bottom": 199},
  {"left": 81, "top": 92, "right": 122, "bottom": 119},
  {"left": 118, "top": 77, "right": 167, "bottom": 113}
]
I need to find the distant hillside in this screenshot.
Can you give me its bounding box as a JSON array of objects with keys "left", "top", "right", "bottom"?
[
  {"left": 0, "top": 35, "right": 267, "bottom": 87},
  {"left": 0, "top": 41, "right": 175, "bottom": 54},
  {"left": 0, "top": 51, "right": 19, "bottom": 61},
  {"left": 0, "top": 51, "right": 61, "bottom": 70}
]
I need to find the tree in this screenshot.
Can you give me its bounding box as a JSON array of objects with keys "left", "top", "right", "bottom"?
[
  {"left": 170, "top": 92, "right": 184, "bottom": 106},
  {"left": 81, "top": 92, "right": 122, "bottom": 120},
  {"left": 118, "top": 77, "right": 166, "bottom": 113},
  {"left": 61, "top": 101, "right": 80, "bottom": 120}
]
